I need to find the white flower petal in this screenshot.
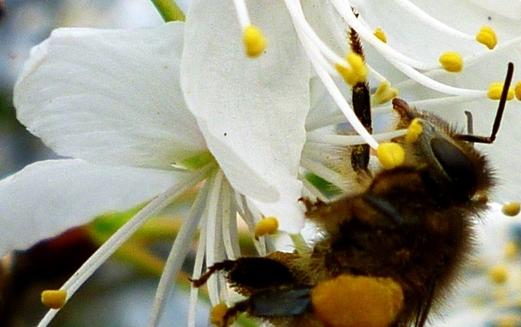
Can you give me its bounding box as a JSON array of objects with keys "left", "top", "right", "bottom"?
[
  {"left": 181, "top": 0, "right": 309, "bottom": 205},
  {"left": 250, "top": 177, "right": 305, "bottom": 233},
  {"left": 0, "top": 159, "right": 181, "bottom": 256},
  {"left": 302, "top": 0, "right": 348, "bottom": 55},
  {"left": 14, "top": 22, "right": 206, "bottom": 169},
  {"left": 464, "top": 0, "right": 521, "bottom": 22},
  {"left": 351, "top": 0, "right": 487, "bottom": 61}
]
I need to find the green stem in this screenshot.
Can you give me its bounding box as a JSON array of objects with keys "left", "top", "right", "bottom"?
[{"left": 151, "top": 0, "right": 185, "bottom": 22}]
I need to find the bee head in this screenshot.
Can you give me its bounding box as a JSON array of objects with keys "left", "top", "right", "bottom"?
[{"left": 393, "top": 99, "right": 493, "bottom": 202}]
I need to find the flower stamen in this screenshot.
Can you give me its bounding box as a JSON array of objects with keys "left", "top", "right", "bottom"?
[
  {"left": 372, "top": 81, "right": 399, "bottom": 105},
  {"left": 36, "top": 165, "right": 213, "bottom": 327},
  {"left": 439, "top": 51, "right": 464, "bottom": 72},
  {"left": 148, "top": 181, "right": 211, "bottom": 327},
  {"left": 221, "top": 180, "right": 241, "bottom": 260},
  {"left": 243, "top": 25, "right": 267, "bottom": 58},
  {"left": 373, "top": 27, "right": 387, "bottom": 43},
  {"left": 232, "top": 0, "right": 267, "bottom": 57},
  {"left": 254, "top": 216, "right": 279, "bottom": 238},
  {"left": 514, "top": 81, "right": 521, "bottom": 101},
  {"left": 188, "top": 214, "right": 208, "bottom": 327},
  {"left": 205, "top": 171, "right": 226, "bottom": 305},
  {"left": 393, "top": 0, "right": 474, "bottom": 40},
  {"left": 307, "top": 130, "right": 407, "bottom": 146},
  {"left": 488, "top": 82, "right": 514, "bottom": 100},
  {"left": 41, "top": 290, "right": 67, "bottom": 309},
  {"left": 333, "top": 0, "right": 438, "bottom": 70},
  {"left": 476, "top": 25, "right": 498, "bottom": 50}
]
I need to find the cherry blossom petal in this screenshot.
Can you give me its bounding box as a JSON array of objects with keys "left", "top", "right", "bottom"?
[
  {"left": 0, "top": 159, "right": 181, "bottom": 256},
  {"left": 14, "top": 22, "right": 206, "bottom": 170},
  {"left": 351, "top": 0, "right": 521, "bottom": 64},
  {"left": 181, "top": 0, "right": 309, "bottom": 229}
]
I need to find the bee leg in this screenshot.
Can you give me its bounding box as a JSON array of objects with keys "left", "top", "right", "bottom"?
[
  {"left": 299, "top": 196, "right": 326, "bottom": 212},
  {"left": 392, "top": 98, "right": 416, "bottom": 127},
  {"left": 191, "top": 257, "right": 296, "bottom": 290},
  {"left": 218, "top": 301, "right": 250, "bottom": 327},
  {"left": 190, "top": 260, "right": 236, "bottom": 287},
  {"left": 362, "top": 193, "right": 403, "bottom": 226}
]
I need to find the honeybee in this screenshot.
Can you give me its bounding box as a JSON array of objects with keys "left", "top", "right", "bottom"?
[{"left": 192, "top": 59, "right": 514, "bottom": 327}]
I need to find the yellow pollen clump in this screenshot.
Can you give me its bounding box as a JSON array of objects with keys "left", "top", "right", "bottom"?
[
  {"left": 373, "top": 81, "right": 398, "bottom": 105},
  {"left": 489, "top": 265, "right": 509, "bottom": 284},
  {"left": 243, "top": 25, "right": 267, "bottom": 58},
  {"left": 515, "top": 81, "right": 521, "bottom": 101},
  {"left": 210, "top": 303, "right": 229, "bottom": 327},
  {"left": 488, "top": 82, "right": 515, "bottom": 100},
  {"left": 347, "top": 53, "right": 367, "bottom": 82},
  {"left": 336, "top": 53, "right": 367, "bottom": 86},
  {"left": 405, "top": 118, "right": 423, "bottom": 143},
  {"left": 254, "top": 216, "right": 279, "bottom": 237},
  {"left": 502, "top": 202, "right": 521, "bottom": 217},
  {"left": 311, "top": 274, "right": 404, "bottom": 327},
  {"left": 377, "top": 143, "right": 405, "bottom": 169},
  {"left": 476, "top": 25, "right": 498, "bottom": 50},
  {"left": 439, "top": 51, "right": 463, "bottom": 72},
  {"left": 41, "top": 289, "right": 67, "bottom": 309},
  {"left": 504, "top": 242, "right": 518, "bottom": 259},
  {"left": 373, "top": 27, "right": 387, "bottom": 43}
]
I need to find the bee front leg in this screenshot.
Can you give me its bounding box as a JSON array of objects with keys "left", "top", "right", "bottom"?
[{"left": 299, "top": 196, "right": 326, "bottom": 212}]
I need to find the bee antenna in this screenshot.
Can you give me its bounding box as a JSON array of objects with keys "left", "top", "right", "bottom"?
[{"left": 455, "top": 62, "right": 514, "bottom": 144}]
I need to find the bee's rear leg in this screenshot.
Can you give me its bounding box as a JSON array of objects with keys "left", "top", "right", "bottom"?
[
  {"left": 191, "top": 257, "right": 296, "bottom": 291},
  {"left": 211, "top": 301, "right": 249, "bottom": 327}
]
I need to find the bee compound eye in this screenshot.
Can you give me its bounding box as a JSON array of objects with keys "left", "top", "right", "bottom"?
[{"left": 430, "top": 137, "right": 477, "bottom": 198}]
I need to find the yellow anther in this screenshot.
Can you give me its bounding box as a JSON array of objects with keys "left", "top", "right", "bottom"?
[
  {"left": 311, "top": 275, "right": 403, "bottom": 327},
  {"left": 488, "top": 82, "right": 515, "bottom": 100},
  {"left": 476, "top": 25, "right": 498, "bottom": 50},
  {"left": 336, "top": 64, "right": 355, "bottom": 85},
  {"left": 336, "top": 53, "right": 367, "bottom": 86},
  {"left": 377, "top": 143, "right": 405, "bottom": 169},
  {"left": 347, "top": 53, "right": 367, "bottom": 83},
  {"left": 210, "top": 303, "right": 229, "bottom": 327},
  {"left": 373, "top": 81, "right": 399, "bottom": 105},
  {"left": 41, "top": 289, "right": 67, "bottom": 309},
  {"left": 254, "top": 216, "right": 279, "bottom": 237},
  {"left": 243, "top": 25, "right": 267, "bottom": 58},
  {"left": 405, "top": 119, "right": 423, "bottom": 143},
  {"left": 504, "top": 241, "right": 518, "bottom": 259},
  {"left": 515, "top": 81, "right": 521, "bottom": 101},
  {"left": 502, "top": 202, "right": 521, "bottom": 217},
  {"left": 439, "top": 51, "right": 463, "bottom": 72},
  {"left": 373, "top": 27, "right": 387, "bottom": 43},
  {"left": 489, "top": 265, "right": 509, "bottom": 284}
]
